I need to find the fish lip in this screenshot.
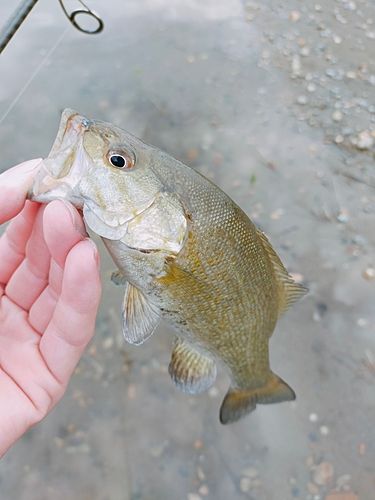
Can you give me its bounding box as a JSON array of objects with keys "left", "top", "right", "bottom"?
[
  {"left": 31, "top": 113, "right": 90, "bottom": 203},
  {"left": 48, "top": 108, "right": 91, "bottom": 158}
]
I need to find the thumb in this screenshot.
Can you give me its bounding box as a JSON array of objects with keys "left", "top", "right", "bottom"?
[{"left": 0, "top": 159, "right": 42, "bottom": 224}]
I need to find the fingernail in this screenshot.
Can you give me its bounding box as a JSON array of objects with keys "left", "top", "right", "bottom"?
[
  {"left": 85, "top": 237, "right": 100, "bottom": 265},
  {"left": 59, "top": 200, "right": 87, "bottom": 237}
]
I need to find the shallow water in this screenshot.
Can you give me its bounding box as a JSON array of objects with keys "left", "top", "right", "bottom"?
[{"left": 0, "top": 1, "right": 374, "bottom": 499}]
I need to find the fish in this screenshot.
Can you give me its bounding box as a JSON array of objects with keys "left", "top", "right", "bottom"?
[{"left": 30, "top": 109, "right": 307, "bottom": 424}]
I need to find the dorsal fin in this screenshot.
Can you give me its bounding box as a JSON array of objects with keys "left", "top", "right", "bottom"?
[{"left": 256, "top": 229, "right": 307, "bottom": 315}]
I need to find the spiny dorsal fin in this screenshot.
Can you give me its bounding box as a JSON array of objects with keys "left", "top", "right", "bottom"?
[
  {"left": 256, "top": 229, "right": 308, "bottom": 315},
  {"left": 169, "top": 338, "right": 217, "bottom": 394},
  {"left": 122, "top": 282, "right": 160, "bottom": 345}
]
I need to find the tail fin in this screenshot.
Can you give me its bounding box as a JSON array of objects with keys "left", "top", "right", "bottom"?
[{"left": 219, "top": 373, "right": 296, "bottom": 424}]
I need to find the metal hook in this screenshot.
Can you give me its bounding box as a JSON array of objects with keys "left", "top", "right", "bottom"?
[{"left": 58, "top": 0, "right": 104, "bottom": 34}]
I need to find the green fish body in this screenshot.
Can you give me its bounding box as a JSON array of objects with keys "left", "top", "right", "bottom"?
[{"left": 31, "top": 109, "right": 307, "bottom": 423}]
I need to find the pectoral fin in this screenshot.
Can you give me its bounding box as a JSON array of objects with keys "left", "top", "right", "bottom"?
[
  {"left": 220, "top": 373, "right": 296, "bottom": 424},
  {"left": 122, "top": 282, "right": 160, "bottom": 345},
  {"left": 169, "top": 338, "right": 217, "bottom": 394}
]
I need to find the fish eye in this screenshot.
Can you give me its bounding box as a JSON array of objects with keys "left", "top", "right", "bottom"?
[
  {"left": 107, "top": 151, "right": 135, "bottom": 170},
  {"left": 110, "top": 154, "right": 127, "bottom": 168}
]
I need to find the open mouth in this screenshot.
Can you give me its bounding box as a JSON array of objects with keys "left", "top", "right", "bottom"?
[{"left": 30, "top": 109, "right": 92, "bottom": 205}]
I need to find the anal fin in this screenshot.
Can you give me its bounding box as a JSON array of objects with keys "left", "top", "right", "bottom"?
[
  {"left": 220, "top": 372, "right": 295, "bottom": 424},
  {"left": 122, "top": 282, "right": 160, "bottom": 345},
  {"left": 169, "top": 338, "right": 217, "bottom": 394}
]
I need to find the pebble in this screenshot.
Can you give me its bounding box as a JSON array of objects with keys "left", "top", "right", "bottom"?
[
  {"left": 208, "top": 386, "right": 219, "bottom": 398},
  {"left": 240, "top": 477, "right": 252, "bottom": 492},
  {"left": 336, "top": 474, "right": 351, "bottom": 489},
  {"left": 297, "top": 95, "right": 308, "bottom": 105},
  {"left": 270, "top": 208, "right": 285, "bottom": 219},
  {"left": 88, "top": 345, "right": 97, "bottom": 356},
  {"left": 337, "top": 210, "right": 349, "bottom": 223},
  {"left": 300, "top": 46, "right": 310, "bottom": 57},
  {"left": 325, "top": 493, "right": 358, "bottom": 500},
  {"left": 187, "top": 494, "right": 201, "bottom": 500},
  {"left": 313, "top": 462, "right": 334, "bottom": 486},
  {"left": 356, "top": 131, "right": 374, "bottom": 150},
  {"left": 362, "top": 266, "right": 375, "bottom": 280},
  {"left": 334, "top": 135, "right": 344, "bottom": 144},
  {"left": 198, "top": 485, "right": 209, "bottom": 496},
  {"left": 358, "top": 442, "right": 366, "bottom": 455},
  {"left": 319, "top": 425, "right": 329, "bottom": 436},
  {"left": 127, "top": 384, "right": 136, "bottom": 400},
  {"left": 289, "top": 11, "right": 301, "bottom": 22},
  {"left": 102, "top": 337, "right": 114, "bottom": 350},
  {"left": 332, "top": 110, "right": 343, "bottom": 122},
  {"left": 292, "top": 55, "right": 302, "bottom": 78},
  {"left": 357, "top": 318, "right": 367, "bottom": 327},
  {"left": 194, "top": 439, "right": 204, "bottom": 450},
  {"left": 197, "top": 466, "right": 206, "bottom": 481},
  {"left": 186, "top": 148, "right": 199, "bottom": 162}
]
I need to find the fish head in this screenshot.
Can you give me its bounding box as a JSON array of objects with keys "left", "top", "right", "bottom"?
[{"left": 31, "top": 109, "right": 163, "bottom": 239}]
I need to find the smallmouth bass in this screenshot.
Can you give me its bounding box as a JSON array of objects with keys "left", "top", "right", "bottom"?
[{"left": 30, "top": 109, "right": 307, "bottom": 424}]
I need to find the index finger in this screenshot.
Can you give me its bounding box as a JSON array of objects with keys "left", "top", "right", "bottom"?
[
  {"left": 0, "top": 159, "right": 42, "bottom": 225},
  {"left": 40, "top": 239, "right": 101, "bottom": 383}
]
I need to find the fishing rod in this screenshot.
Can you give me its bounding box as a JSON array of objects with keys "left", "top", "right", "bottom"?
[{"left": 0, "top": 0, "right": 104, "bottom": 54}]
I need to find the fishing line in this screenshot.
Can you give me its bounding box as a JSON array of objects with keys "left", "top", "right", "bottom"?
[{"left": 0, "top": 26, "right": 69, "bottom": 126}]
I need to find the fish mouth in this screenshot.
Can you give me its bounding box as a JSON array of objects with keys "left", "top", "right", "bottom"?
[{"left": 31, "top": 109, "right": 91, "bottom": 205}]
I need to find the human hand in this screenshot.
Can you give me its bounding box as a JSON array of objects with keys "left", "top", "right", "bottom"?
[{"left": 0, "top": 159, "right": 101, "bottom": 457}]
